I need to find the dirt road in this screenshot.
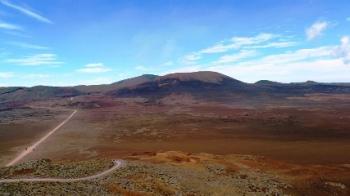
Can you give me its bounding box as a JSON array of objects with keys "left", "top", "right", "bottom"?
[
  {"left": 0, "top": 160, "right": 124, "bottom": 183},
  {"left": 6, "top": 110, "right": 78, "bottom": 167}
]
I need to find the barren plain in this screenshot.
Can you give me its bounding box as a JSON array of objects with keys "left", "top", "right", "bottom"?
[{"left": 1, "top": 72, "right": 350, "bottom": 195}]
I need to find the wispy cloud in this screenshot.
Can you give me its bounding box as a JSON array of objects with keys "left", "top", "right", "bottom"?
[
  {"left": 206, "top": 46, "right": 334, "bottom": 77},
  {"left": 208, "top": 58, "right": 349, "bottom": 83},
  {"left": 254, "top": 47, "right": 333, "bottom": 65},
  {"left": 6, "top": 53, "right": 63, "bottom": 66},
  {"left": 0, "top": 0, "right": 52, "bottom": 24},
  {"left": 180, "top": 33, "right": 296, "bottom": 66},
  {"left": 182, "top": 53, "right": 201, "bottom": 65},
  {"left": 306, "top": 21, "right": 328, "bottom": 40},
  {"left": 246, "top": 41, "right": 297, "bottom": 49},
  {"left": 8, "top": 41, "right": 49, "bottom": 50},
  {"left": 334, "top": 36, "right": 350, "bottom": 64},
  {"left": 204, "top": 37, "right": 350, "bottom": 82},
  {"left": 200, "top": 33, "right": 277, "bottom": 54},
  {"left": 0, "top": 21, "right": 22, "bottom": 30},
  {"left": 347, "top": 17, "right": 350, "bottom": 22},
  {"left": 167, "top": 35, "right": 350, "bottom": 83},
  {"left": 78, "top": 63, "right": 111, "bottom": 73},
  {"left": 199, "top": 43, "right": 232, "bottom": 54},
  {"left": 0, "top": 72, "right": 14, "bottom": 78},
  {"left": 213, "top": 50, "right": 257, "bottom": 65}
]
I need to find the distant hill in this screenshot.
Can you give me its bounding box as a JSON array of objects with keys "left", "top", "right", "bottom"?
[
  {"left": 108, "top": 71, "right": 254, "bottom": 101},
  {"left": 0, "top": 86, "right": 82, "bottom": 108},
  {"left": 254, "top": 80, "right": 284, "bottom": 86},
  {"left": 75, "top": 74, "right": 158, "bottom": 93},
  {"left": 1, "top": 71, "right": 350, "bottom": 106},
  {"left": 108, "top": 72, "right": 350, "bottom": 100},
  {"left": 254, "top": 80, "right": 350, "bottom": 95}
]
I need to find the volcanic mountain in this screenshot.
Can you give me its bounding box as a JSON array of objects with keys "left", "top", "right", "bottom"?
[
  {"left": 1, "top": 71, "right": 350, "bottom": 107},
  {"left": 108, "top": 71, "right": 253, "bottom": 99}
]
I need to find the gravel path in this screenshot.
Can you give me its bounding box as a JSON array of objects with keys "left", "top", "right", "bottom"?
[
  {"left": 6, "top": 110, "right": 78, "bottom": 167},
  {"left": 0, "top": 160, "right": 124, "bottom": 183}
]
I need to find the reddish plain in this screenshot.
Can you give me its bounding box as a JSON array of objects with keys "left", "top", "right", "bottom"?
[
  {"left": 17, "top": 96, "right": 350, "bottom": 165},
  {"left": 1, "top": 94, "right": 350, "bottom": 195}
]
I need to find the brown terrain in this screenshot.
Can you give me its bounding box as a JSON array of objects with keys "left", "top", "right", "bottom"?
[{"left": 0, "top": 71, "right": 350, "bottom": 195}]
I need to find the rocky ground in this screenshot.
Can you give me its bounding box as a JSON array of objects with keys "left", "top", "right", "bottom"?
[{"left": 0, "top": 151, "right": 348, "bottom": 195}]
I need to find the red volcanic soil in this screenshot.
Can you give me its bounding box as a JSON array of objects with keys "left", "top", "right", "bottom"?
[
  {"left": 1, "top": 92, "right": 349, "bottom": 195},
  {"left": 20, "top": 98, "right": 350, "bottom": 165}
]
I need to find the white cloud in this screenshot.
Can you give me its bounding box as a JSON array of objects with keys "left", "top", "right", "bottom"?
[
  {"left": 213, "top": 50, "right": 257, "bottom": 64},
  {"left": 199, "top": 43, "right": 233, "bottom": 54},
  {"left": 6, "top": 53, "right": 63, "bottom": 66},
  {"left": 78, "top": 63, "right": 111, "bottom": 73},
  {"left": 181, "top": 53, "right": 202, "bottom": 65},
  {"left": 200, "top": 33, "right": 277, "bottom": 54},
  {"left": 0, "top": 72, "right": 14, "bottom": 78},
  {"left": 8, "top": 41, "right": 49, "bottom": 50},
  {"left": 347, "top": 17, "right": 350, "bottom": 22},
  {"left": 205, "top": 37, "right": 350, "bottom": 82},
  {"left": 334, "top": 36, "right": 350, "bottom": 64},
  {"left": 230, "top": 33, "right": 276, "bottom": 47},
  {"left": 168, "top": 37, "right": 350, "bottom": 83},
  {"left": 259, "top": 46, "right": 334, "bottom": 65},
  {"left": 306, "top": 21, "right": 328, "bottom": 40},
  {"left": 0, "top": 0, "right": 52, "bottom": 24},
  {"left": 206, "top": 46, "right": 335, "bottom": 78},
  {"left": 0, "top": 21, "right": 22, "bottom": 30},
  {"left": 246, "top": 41, "right": 297, "bottom": 49},
  {"left": 180, "top": 33, "right": 296, "bottom": 66},
  {"left": 207, "top": 58, "right": 350, "bottom": 83}
]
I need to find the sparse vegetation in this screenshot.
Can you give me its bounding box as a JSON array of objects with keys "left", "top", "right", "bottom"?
[{"left": 1, "top": 151, "right": 349, "bottom": 195}]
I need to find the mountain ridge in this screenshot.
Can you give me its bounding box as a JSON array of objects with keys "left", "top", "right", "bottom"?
[{"left": 1, "top": 71, "right": 350, "bottom": 106}]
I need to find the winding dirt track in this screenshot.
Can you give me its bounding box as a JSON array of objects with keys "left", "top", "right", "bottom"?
[
  {"left": 6, "top": 110, "right": 78, "bottom": 167},
  {"left": 0, "top": 160, "right": 124, "bottom": 183}
]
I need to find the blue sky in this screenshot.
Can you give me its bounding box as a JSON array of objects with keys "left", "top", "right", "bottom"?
[{"left": 0, "top": 0, "right": 350, "bottom": 86}]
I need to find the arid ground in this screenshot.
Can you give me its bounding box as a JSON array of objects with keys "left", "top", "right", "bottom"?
[
  {"left": 1, "top": 92, "right": 350, "bottom": 195},
  {"left": 0, "top": 107, "right": 71, "bottom": 166},
  {"left": 15, "top": 95, "right": 350, "bottom": 165}
]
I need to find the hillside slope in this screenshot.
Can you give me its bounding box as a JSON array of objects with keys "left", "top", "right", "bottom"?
[{"left": 1, "top": 71, "right": 350, "bottom": 106}]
